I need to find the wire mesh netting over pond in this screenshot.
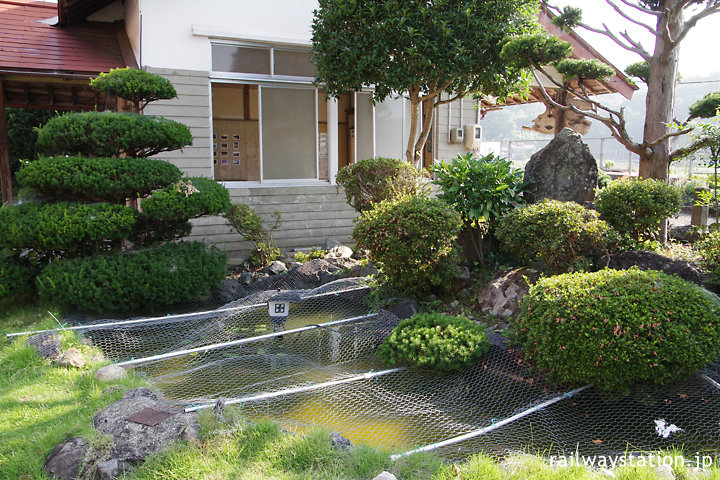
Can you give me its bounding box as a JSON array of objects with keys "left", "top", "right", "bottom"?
[{"left": 10, "top": 274, "right": 720, "bottom": 462}]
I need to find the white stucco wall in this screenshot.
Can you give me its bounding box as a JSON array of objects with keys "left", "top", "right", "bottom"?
[{"left": 137, "top": 0, "right": 319, "bottom": 72}]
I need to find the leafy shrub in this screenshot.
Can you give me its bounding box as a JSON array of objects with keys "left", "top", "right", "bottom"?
[
  {"left": 36, "top": 112, "right": 193, "bottom": 158},
  {"left": 90, "top": 68, "right": 177, "bottom": 111},
  {"left": 0, "top": 252, "right": 36, "bottom": 300},
  {"left": 0, "top": 202, "right": 139, "bottom": 254},
  {"left": 697, "top": 231, "right": 720, "bottom": 289},
  {"left": 224, "top": 204, "right": 281, "bottom": 268},
  {"left": 36, "top": 242, "right": 226, "bottom": 313},
  {"left": 294, "top": 248, "right": 327, "bottom": 263},
  {"left": 141, "top": 177, "right": 230, "bottom": 221},
  {"left": 5, "top": 108, "right": 56, "bottom": 174},
  {"left": 132, "top": 218, "right": 193, "bottom": 247},
  {"left": 496, "top": 199, "right": 614, "bottom": 273},
  {"left": 595, "top": 179, "right": 683, "bottom": 245},
  {"left": 689, "top": 92, "right": 720, "bottom": 120},
  {"left": 17, "top": 156, "right": 182, "bottom": 202},
  {"left": 353, "top": 196, "right": 462, "bottom": 297},
  {"left": 378, "top": 313, "right": 489, "bottom": 373},
  {"left": 597, "top": 170, "right": 611, "bottom": 189},
  {"left": 336, "top": 157, "right": 429, "bottom": 213},
  {"left": 432, "top": 152, "right": 525, "bottom": 262},
  {"left": 625, "top": 60, "right": 650, "bottom": 84},
  {"left": 500, "top": 33, "right": 572, "bottom": 68},
  {"left": 514, "top": 268, "right": 720, "bottom": 391}
]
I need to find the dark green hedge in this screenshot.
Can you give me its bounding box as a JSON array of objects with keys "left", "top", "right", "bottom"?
[
  {"left": 36, "top": 112, "right": 193, "bottom": 158},
  {"left": 17, "top": 156, "right": 182, "bottom": 202},
  {"left": 132, "top": 217, "right": 193, "bottom": 247},
  {"left": 514, "top": 268, "right": 720, "bottom": 391},
  {"left": 36, "top": 241, "right": 227, "bottom": 313},
  {"left": 0, "top": 202, "right": 138, "bottom": 253},
  {"left": 378, "top": 313, "right": 489, "bottom": 373},
  {"left": 0, "top": 252, "right": 36, "bottom": 300},
  {"left": 141, "top": 177, "right": 231, "bottom": 221}
]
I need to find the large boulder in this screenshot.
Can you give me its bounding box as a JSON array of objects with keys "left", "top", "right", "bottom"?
[
  {"left": 523, "top": 128, "right": 598, "bottom": 204},
  {"left": 608, "top": 250, "right": 705, "bottom": 285},
  {"left": 92, "top": 388, "right": 198, "bottom": 475},
  {"left": 476, "top": 268, "right": 542, "bottom": 318}
]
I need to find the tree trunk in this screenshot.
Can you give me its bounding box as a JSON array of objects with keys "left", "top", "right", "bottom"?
[
  {"left": 0, "top": 80, "right": 12, "bottom": 204},
  {"left": 405, "top": 90, "right": 421, "bottom": 164},
  {"left": 553, "top": 87, "right": 568, "bottom": 136},
  {"left": 639, "top": 2, "right": 682, "bottom": 183},
  {"left": 414, "top": 96, "right": 435, "bottom": 168}
]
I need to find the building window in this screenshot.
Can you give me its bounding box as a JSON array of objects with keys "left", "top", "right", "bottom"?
[{"left": 211, "top": 44, "right": 315, "bottom": 79}]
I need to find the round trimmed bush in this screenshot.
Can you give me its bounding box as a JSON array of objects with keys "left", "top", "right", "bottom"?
[
  {"left": 336, "top": 157, "right": 430, "bottom": 213},
  {"left": 0, "top": 202, "right": 139, "bottom": 253},
  {"left": 496, "top": 199, "right": 615, "bottom": 273},
  {"left": 595, "top": 178, "right": 683, "bottom": 245},
  {"left": 0, "top": 253, "right": 36, "bottom": 300},
  {"left": 378, "top": 313, "right": 490, "bottom": 373},
  {"left": 36, "top": 111, "right": 193, "bottom": 158},
  {"left": 141, "top": 177, "right": 231, "bottom": 221},
  {"left": 514, "top": 268, "right": 720, "bottom": 391},
  {"left": 36, "top": 241, "right": 227, "bottom": 313},
  {"left": 17, "top": 156, "right": 182, "bottom": 202},
  {"left": 353, "top": 196, "right": 462, "bottom": 297}
]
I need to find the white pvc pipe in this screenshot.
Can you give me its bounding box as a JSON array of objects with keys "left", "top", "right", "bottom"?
[
  {"left": 389, "top": 384, "right": 593, "bottom": 460},
  {"left": 116, "top": 312, "right": 380, "bottom": 367},
  {"left": 6, "top": 285, "right": 372, "bottom": 338},
  {"left": 701, "top": 374, "right": 720, "bottom": 390},
  {"left": 184, "top": 367, "right": 405, "bottom": 413}
]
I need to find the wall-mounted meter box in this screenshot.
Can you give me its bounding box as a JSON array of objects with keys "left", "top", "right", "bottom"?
[
  {"left": 464, "top": 124, "right": 482, "bottom": 150},
  {"left": 449, "top": 127, "right": 464, "bottom": 144}
]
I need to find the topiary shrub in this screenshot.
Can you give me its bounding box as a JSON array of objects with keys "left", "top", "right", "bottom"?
[
  {"left": 514, "top": 268, "right": 720, "bottom": 391},
  {"left": 89, "top": 68, "right": 177, "bottom": 111},
  {"left": 16, "top": 156, "right": 182, "bottom": 202},
  {"left": 36, "top": 242, "right": 226, "bottom": 313},
  {"left": 697, "top": 231, "right": 720, "bottom": 290},
  {"left": 0, "top": 202, "right": 139, "bottom": 254},
  {"left": 141, "top": 177, "right": 231, "bottom": 221},
  {"left": 496, "top": 199, "right": 615, "bottom": 273},
  {"left": 336, "top": 157, "right": 429, "bottom": 213},
  {"left": 378, "top": 313, "right": 489, "bottom": 373},
  {"left": 595, "top": 178, "right": 683, "bottom": 246},
  {"left": 36, "top": 112, "right": 193, "bottom": 158},
  {"left": 353, "top": 196, "right": 462, "bottom": 297},
  {"left": 0, "top": 252, "right": 36, "bottom": 300}
]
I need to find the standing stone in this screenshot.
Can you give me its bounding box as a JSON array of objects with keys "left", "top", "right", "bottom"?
[
  {"left": 95, "top": 365, "right": 127, "bottom": 382},
  {"left": 44, "top": 437, "right": 89, "bottom": 480},
  {"left": 523, "top": 128, "right": 598, "bottom": 204},
  {"left": 476, "top": 268, "right": 542, "bottom": 318}
]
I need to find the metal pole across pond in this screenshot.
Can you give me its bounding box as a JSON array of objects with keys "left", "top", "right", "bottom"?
[
  {"left": 6, "top": 285, "right": 371, "bottom": 338},
  {"left": 389, "top": 384, "right": 593, "bottom": 460},
  {"left": 115, "top": 312, "right": 380, "bottom": 367},
  {"left": 184, "top": 367, "right": 406, "bottom": 413}
]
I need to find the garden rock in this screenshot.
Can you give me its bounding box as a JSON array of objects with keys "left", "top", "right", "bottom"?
[
  {"left": 670, "top": 225, "right": 701, "bottom": 243},
  {"left": 325, "top": 245, "right": 353, "bottom": 259},
  {"left": 263, "top": 260, "right": 287, "bottom": 275},
  {"left": 57, "top": 347, "right": 86, "bottom": 368},
  {"left": 27, "top": 332, "right": 62, "bottom": 360},
  {"left": 290, "top": 259, "right": 341, "bottom": 286},
  {"left": 337, "top": 262, "right": 379, "bottom": 279},
  {"left": 96, "top": 459, "right": 124, "bottom": 480},
  {"left": 95, "top": 365, "right": 127, "bottom": 382},
  {"left": 323, "top": 255, "right": 360, "bottom": 270},
  {"left": 654, "top": 464, "right": 676, "bottom": 480},
  {"left": 210, "top": 278, "right": 246, "bottom": 304},
  {"left": 239, "top": 272, "right": 254, "bottom": 285},
  {"left": 372, "top": 472, "right": 397, "bottom": 480},
  {"left": 92, "top": 388, "right": 197, "bottom": 471},
  {"left": 352, "top": 248, "right": 369, "bottom": 260},
  {"left": 387, "top": 300, "right": 418, "bottom": 320},
  {"left": 331, "top": 432, "right": 352, "bottom": 449},
  {"left": 523, "top": 128, "right": 598, "bottom": 204},
  {"left": 322, "top": 237, "right": 343, "bottom": 250},
  {"left": 476, "top": 268, "right": 542, "bottom": 318},
  {"left": 44, "top": 437, "right": 88, "bottom": 480},
  {"left": 608, "top": 250, "right": 704, "bottom": 285}
]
